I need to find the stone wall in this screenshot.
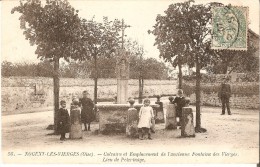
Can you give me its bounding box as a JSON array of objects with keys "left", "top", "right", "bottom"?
[
  {"left": 1, "top": 77, "right": 177, "bottom": 113},
  {"left": 183, "top": 82, "right": 260, "bottom": 109}
]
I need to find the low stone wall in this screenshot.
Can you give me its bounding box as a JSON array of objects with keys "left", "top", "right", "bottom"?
[
  {"left": 1, "top": 77, "right": 177, "bottom": 113},
  {"left": 188, "top": 93, "right": 259, "bottom": 109},
  {"left": 183, "top": 82, "right": 260, "bottom": 109}
]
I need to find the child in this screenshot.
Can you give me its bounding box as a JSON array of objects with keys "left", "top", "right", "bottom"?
[
  {"left": 58, "top": 100, "right": 70, "bottom": 141},
  {"left": 79, "top": 91, "right": 95, "bottom": 131},
  {"left": 172, "top": 89, "right": 186, "bottom": 127},
  {"left": 137, "top": 98, "right": 154, "bottom": 140}
]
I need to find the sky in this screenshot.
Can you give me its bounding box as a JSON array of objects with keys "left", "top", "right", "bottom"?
[{"left": 1, "top": 0, "right": 259, "bottom": 64}]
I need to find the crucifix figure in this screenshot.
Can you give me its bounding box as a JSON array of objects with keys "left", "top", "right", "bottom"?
[{"left": 121, "top": 19, "right": 131, "bottom": 49}]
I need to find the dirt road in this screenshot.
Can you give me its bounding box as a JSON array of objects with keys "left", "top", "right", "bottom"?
[{"left": 2, "top": 106, "right": 259, "bottom": 164}]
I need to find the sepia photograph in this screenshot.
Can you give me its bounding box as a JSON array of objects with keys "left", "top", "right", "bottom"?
[{"left": 1, "top": 0, "right": 259, "bottom": 164}]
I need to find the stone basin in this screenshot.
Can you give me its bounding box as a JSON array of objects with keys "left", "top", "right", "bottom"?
[{"left": 96, "top": 103, "right": 159, "bottom": 134}]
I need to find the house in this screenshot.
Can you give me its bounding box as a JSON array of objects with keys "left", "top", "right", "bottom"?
[{"left": 248, "top": 29, "right": 259, "bottom": 58}]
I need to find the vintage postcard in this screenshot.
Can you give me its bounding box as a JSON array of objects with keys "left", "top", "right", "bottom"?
[{"left": 1, "top": 0, "right": 259, "bottom": 165}]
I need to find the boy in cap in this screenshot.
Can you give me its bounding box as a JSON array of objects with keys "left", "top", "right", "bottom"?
[
  {"left": 58, "top": 100, "right": 70, "bottom": 141},
  {"left": 172, "top": 89, "right": 186, "bottom": 127}
]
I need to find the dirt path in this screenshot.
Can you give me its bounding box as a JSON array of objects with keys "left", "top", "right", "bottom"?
[{"left": 1, "top": 106, "right": 259, "bottom": 164}]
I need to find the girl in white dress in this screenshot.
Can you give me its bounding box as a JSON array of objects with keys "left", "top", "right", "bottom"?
[{"left": 138, "top": 98, "right": 154, "bottom": 140}]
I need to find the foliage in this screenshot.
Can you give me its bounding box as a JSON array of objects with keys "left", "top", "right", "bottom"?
[
  {"left": 11, "top": 0, "right": 88, "bottom": 62},
  {"left": 1, "top": 60, "right": 53, "bottom": 77},
  {"left": 80, "top": 17, "right": 123, "bottom": 60},
  {"left": 151, "top": 0, "right": 217, "bottom": 68},
  {"left": 1, "top": 58, "right": 168, "bottom": 79},
  {"left": 207, "top": 33, "right": 259, "bottom": 74},
  {"left": 129, "top": 56, "right": 168, "bottom": 79}
]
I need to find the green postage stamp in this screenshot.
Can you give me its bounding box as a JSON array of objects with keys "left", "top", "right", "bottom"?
[{"left": 212, "top": 6, "right": 248, "bottom": 50}]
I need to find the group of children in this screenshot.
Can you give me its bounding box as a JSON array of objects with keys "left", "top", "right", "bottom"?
[
  {"left": 57, "top": 91, "right": 95, "bottom": 141},
  {"left": 137, "top": 89, "right": 187, "bottom": 140},
  {"left": 57, "top": 89, "right": 187, "bottom": 141}
]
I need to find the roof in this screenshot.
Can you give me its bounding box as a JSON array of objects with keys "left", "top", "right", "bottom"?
[{"left": 249, "top": 29, "right": 259, "bottom": 38}]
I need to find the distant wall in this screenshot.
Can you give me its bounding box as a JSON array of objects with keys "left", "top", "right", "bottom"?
[
  {"left": 1, "top": 77, "right": 177, "bottom": 113},
  {"left": 183, "top": 82, "right": 259, "bottom": 109}
]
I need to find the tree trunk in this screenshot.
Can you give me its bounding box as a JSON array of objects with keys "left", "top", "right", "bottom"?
[
  {"left": 138, "top": 77, "right": 144, "bottom": 104},
  {"left": 94, "top": 54, "right": 98, "bottom": 104},
  {"left": 177, "top": 62, "right": 182, "bottom": 89},
  {"left": 195, "top": 56, "right": 201, "bottom": 130},
  {"left": 138, "top": 76, "right": 144, "bottom": 104},
  {"left": 53, "top": 56, "right": 60, "bottom": 134},
  {"left": 141, "top": 78, "right": 144, "bottom": 96},
  {"left": 195, "top": 56, "right": 207, "bottom": 133},
  {"left": 138, "top": 55, "right": 143, "bottom": 104},
  {"left": 223, "top": 63, "right": 228, "bottom": 74},
  {"left": 222, "top": 58, "right": 231, "bottom": 74},
  {"left": 138, "top": 77, "right": 142, "bottom": 103}
]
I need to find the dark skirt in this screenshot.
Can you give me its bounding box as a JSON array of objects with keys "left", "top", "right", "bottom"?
[
  {"left": 176, "top": 108, "right": 182, "bottom": 118},
  {"left": 81, "top": 108, "right": 95, "bottom": 123}
]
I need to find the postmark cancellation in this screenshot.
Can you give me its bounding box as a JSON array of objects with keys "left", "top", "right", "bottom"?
[{"left": 211, "top": 6, "right": 248, "bottom": 50}]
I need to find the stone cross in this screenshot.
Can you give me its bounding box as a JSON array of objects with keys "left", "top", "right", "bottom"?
[{"left": 115, "top": 49, "right": 129, "bottom": 104}]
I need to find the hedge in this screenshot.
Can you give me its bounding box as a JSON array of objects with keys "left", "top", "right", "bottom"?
[{"left": 183, "top": 73, "right": 259, "bottom": 83}]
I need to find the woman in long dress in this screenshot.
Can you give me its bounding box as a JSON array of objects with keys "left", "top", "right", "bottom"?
[{"left": 80, "top": 91, "right": 95, "bottom": 131}]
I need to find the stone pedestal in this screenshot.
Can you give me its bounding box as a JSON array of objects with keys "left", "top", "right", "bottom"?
[
  {"left": 69, "top": 107, "right": 82, "bottom": 139},
  {"left": 155, "top": 102, "right": 165, "bottom": 123},
  {"left": 181, "top": 107, "right": 195, "bottom": 137},
  {"left": 126, "top": 107, "right": 139, "bottom": 138},
  {"left": 117, "top": 79, "right": 128, "bottom": 104},
  {"left": 165, "top": 104, "right": 177, "bottom": 129}
]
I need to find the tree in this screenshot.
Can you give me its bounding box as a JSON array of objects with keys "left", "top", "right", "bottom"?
[
  {"left": 12, "top": 0, "right": 89, "bottom": 133},
  {"left": 148, "top": 2, "right": 192, "bottom": 89},
  {"left": 81, "top": 17, "right": 123, "bottom": 104},
  {"left": 125, "top": 40, "right": 145, "bottom": 103},
  {"left": 208, "top": 33, "right": 258, "bottom": 74},
  {"left": 1, "top": 61, "right": 15, "bottom": 77},
  {"left": 151, "top": 0, "right": 223, "bottom": 132}
]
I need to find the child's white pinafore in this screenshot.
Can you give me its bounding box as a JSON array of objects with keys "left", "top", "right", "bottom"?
[{"left": 137, "top": 106, "right": 154, "bottom": 128}]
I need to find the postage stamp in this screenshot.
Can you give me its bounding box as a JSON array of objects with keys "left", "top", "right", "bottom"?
[{"left": 211, "top": 6, "right": 248, "bottom": 50}]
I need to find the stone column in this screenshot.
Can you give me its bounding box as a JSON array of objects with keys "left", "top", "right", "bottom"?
[
  {"left": 181, "top": 107, "right": 195, "bottom": 137},
  {"left": 126, "top": 99, "right": 138, "bottom": 138},
  {"left": 155, "top": 98, "right": 165, "bottom": 123},
  {"left": 69, "top": 106, "right": 83, "bottom": 139},
  {"left": 165, "top": 104, "right": 177, "bottom": 129},
  {"left": 117, "top": 79, "right": 128, "bottom": 104}
]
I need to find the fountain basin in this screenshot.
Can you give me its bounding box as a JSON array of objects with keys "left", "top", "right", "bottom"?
[{"left": 96, "top": 103, "right": 159, "bottom": 134}]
